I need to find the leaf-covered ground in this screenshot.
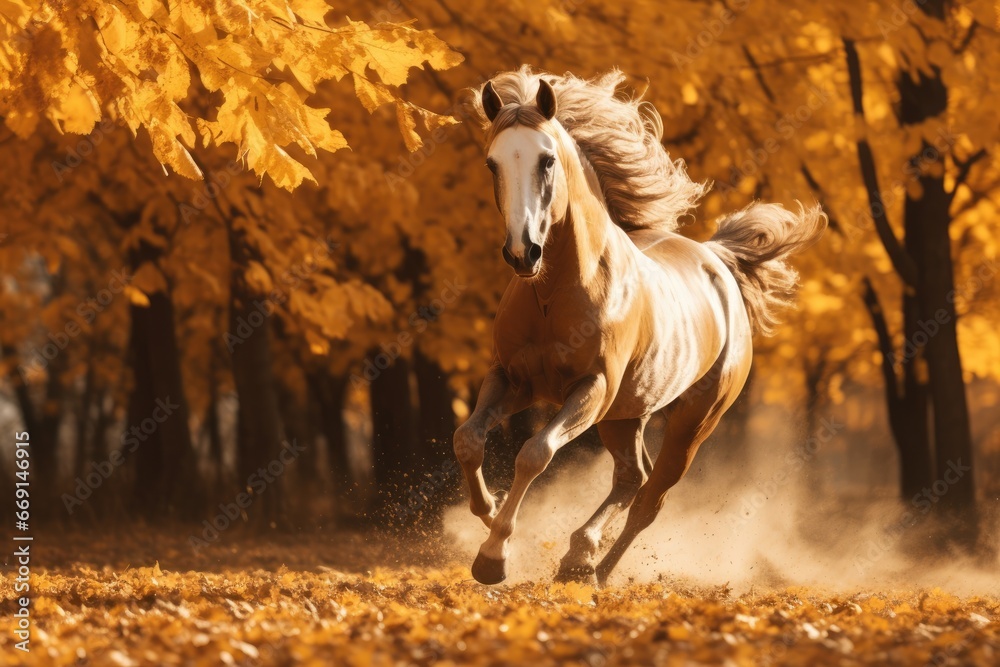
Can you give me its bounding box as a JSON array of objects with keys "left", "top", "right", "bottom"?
[{"left": 1, "top": 530, "right": 997, "bottom": 666}]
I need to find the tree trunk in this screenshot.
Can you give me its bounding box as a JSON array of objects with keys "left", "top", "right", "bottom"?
[
  {"left": 862, "top": 276, "right": 935, "bottom": 501},
  {"left": 909, "top": 164, "right": 979, "bottom": 545},
  {"left": 5, "top": 272, "right": 69, "bottom": 521},
  {"left": 128, "top": 282, "right": 202, "bottom": 520},
  {"left": 309, "top": 372, "right": 352, "bottom": 499},
  {"left": 275, "top": 368, "right": 316, "bottom": 487},
  {"left": 845, "top": 36, "right": 931, "bottom": 505},
  {"left": 12, "top": 367, "right": 63, "bottom": 520},
  {"left": 89, "top": 391, "right": 113, "bottom": 466},
  {"left": 899, "top": 52, "right": 979, "bottom": 548},
  {"left": 227, "top": 225, "right": 286, "bottom": 529},
  {"left": 73, "top": 364, "right": 96, "bottom": 481},
  {"left": 413, "top": 352, "right": 456, "bottom": 471},
  {"left": 411, "top": 350, "right": 461, "bottom": 515},
  {"left": 899, "top": 220, "right": 934, "bottom": 500},
  {"left": 848, "top": 0, "right": 990, "bottom": 554},
  {"left": 369, "top": 356, "right": 419, "bottom": 514},
  {"left": 206, "top": 386, "right": 226, "bottom": 491}
]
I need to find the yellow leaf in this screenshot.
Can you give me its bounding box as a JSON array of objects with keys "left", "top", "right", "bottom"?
[
  {"left": 125, "top": 285, "right": 150, "bottom": 307},
  {"left": 132, "top": 262, "right": 168, "bottom": 296},
  {"left": 396, "top": 102, "right": 422, "bottom": 151},
  {"left": 354, "top": 74, "right": 397, "bottom": 113}
]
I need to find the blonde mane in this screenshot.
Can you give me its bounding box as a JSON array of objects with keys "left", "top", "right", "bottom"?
[{"left": 471, "top": 66, "right": 707, "bottom": 232}]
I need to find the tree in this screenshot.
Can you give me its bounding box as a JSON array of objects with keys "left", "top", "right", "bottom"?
[
  {"left": 0, "top": 0, "right": 461, "bottom": 524},
  {"left": 2, "top": 0, "right": 998, "bottom": 538},
  {"left": 839, "top": 0, "right": 996, "bottom": 550}
]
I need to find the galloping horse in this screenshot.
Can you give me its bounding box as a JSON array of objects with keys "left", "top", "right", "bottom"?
[{"left": 453, "top": 67, "right": 826, "bottom": 586}]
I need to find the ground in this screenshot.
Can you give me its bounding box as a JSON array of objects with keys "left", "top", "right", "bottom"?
[{"left": 0, "top": 529, "right": 997, "bottom": 666}]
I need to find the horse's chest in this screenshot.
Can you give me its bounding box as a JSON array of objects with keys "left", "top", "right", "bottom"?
[{"left": 494, "top": 303, "right": 604, "bottom": 400}]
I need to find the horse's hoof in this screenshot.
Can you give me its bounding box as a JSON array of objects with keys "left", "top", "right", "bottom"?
[
  {"left": 471, "top": 552, "right": 508, "bottom": 585},
  {"left": 555, "top": 563, "right": 598, "bottom": 586}
]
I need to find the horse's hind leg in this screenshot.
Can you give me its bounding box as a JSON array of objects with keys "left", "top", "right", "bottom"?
[
  {"left": 556, "top": 416, "right": 649, "bottom": 584},
  {"left": 596, "top": 406, "right": 721, "bottom": 585},
  {"left": 454, "top": 365, "right": 531, "bottom": 527},
  {"left": 595, "top": 368, "right": 743, "bottom": 586}
]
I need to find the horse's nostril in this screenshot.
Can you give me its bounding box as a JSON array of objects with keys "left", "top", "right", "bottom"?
[
  {"left": 501, "top": 245, "right": 517, "bottom": 268},
  {"left": 527, "top": 243, "right": 542, "bottom": 265}
]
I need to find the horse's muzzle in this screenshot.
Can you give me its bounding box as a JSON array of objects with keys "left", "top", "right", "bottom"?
[{"left": 502, "top": 242, "right": 542, "bottom": 277}]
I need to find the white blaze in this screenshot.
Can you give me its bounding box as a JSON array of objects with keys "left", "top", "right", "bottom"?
[{"left": 488, "top": 126, "right": 556, "bottom": 257}]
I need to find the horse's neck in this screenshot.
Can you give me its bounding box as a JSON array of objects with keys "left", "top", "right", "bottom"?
[{"left": 536, "top": 130, "right": 620, "bottom": 297}]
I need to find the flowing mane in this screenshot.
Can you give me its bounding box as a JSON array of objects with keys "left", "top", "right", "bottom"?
[{"left": 471, "top": 66, "right": 707, "bottom": 232}]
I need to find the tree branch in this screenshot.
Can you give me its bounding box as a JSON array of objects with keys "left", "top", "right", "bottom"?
[
  {"left": 741, "top": 45, "right": 775, "bottom": 103},
  {"left": 948, "top": 148, "right": 986, "bottom": 205},
  {"left": 861, "top": 277, "right": 902, "bottom": 412},
  {"left": 843, "top": 38, "right": 919, "bottom": 288},
  {"left": 798, "top": 163, "right": 846, "bottom": 235},
  {"left": 956, "top": 21, "right": 978, "bottom": 52}
]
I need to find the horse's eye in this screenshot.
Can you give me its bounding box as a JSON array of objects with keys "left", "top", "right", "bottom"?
[
  {"left": 541, "top": 155, "right": 555, "bottom": 171},
  {"left": 486, "top": 159, "right": 497, "bottom": 174}
]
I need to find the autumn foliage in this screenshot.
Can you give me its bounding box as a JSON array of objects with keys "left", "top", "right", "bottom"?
[
  {"left": 1, "top": 0, "right": 999, "bottom": 663},
  {"left": 2, "top": 533, "right": 1000, "bottom": 666}
]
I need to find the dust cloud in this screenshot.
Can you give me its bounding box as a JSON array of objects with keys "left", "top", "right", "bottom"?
[{"left": 443, "top": 411, "right": 999, "bottom": 596}]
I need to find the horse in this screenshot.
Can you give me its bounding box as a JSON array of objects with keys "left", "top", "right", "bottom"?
[{"left": 452, "top": 66, "right": 827, "bottom": 586}]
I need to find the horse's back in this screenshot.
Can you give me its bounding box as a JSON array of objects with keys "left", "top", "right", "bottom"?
[
  {"left": 627, "top": 228, "right": 742, "bottom": 297},
  {"left": 625, "top": 227, "right": 753, "bottom": 412}
]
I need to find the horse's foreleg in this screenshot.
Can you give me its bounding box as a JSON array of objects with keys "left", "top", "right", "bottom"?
[
  {"left": 471, "top": 375, "right": 607, "bottom": 584},
  {"left": 454, "top": 365, "right": 530, "bottom": 527},
  {"left": 555, "top": 417, "right": 649, "bottom": 584}
]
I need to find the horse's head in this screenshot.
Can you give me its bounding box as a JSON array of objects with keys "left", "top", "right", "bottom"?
[{"left": 481, "top": 79, "right": 569, "bottom": 279}]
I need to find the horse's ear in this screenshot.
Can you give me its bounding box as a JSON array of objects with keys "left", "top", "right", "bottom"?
[
  {"left": 482, "top": 81, "right": 503, "bottom": 122},
  {"left": 536, "top": 79, "right": 557, "bottom": 120}
]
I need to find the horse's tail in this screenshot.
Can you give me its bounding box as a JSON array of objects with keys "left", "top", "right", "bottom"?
[{"left": 706, "top": 201, "right": 827, "bottom": 336}]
